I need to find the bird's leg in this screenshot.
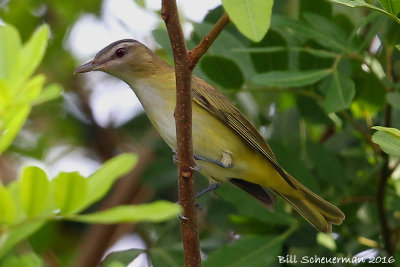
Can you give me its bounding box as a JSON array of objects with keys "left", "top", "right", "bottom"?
[
  {"left": 194, "top": 151, "right": 233, "bottom": 168},
  {"left": 195, "top": 183, "right": 220, "bottom": 199}
]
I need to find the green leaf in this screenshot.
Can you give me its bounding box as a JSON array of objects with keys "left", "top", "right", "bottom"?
[
  {"left": 329, "top": 0, "right": 400, "bottom": 23},
  {"left": 52, "top": 172, "right": 88, "bottom": 214},
  {"left": 0, "top": 185, "right": 16, "bottom": 224},
  {"left": 70, "top": 201, "right": 181, "bottom": 224},
  {"left": 203, "top": 235, "right": 283, "bottom": 267},
  {"left": 248, "top": 30, "right": 289, "bottom": 73},
  {"left": 0, "top": 24, "right": 21, "bottom": 81},
  {"left": 0, "top": 220, "right": 46, "bottom": 258},
  {"left": 303, "top": 14, "right": 348, "bottom": 46},
  {"left": 19, "top": 24, "right": 49, "bottom": 86},
  {"left": 306, "top": 142, "right": 345, "bottom": 190},
  {"left": 379, "top": 0, "right": 400, "bottom": 15},
  {"left": 222, "top": 0, "right": 273, "bottom": 42},
  {"left": 194, "top": 22, "right": 254, "bottom": 78},
  {"left": 82, "top": 153, "right": 138, "bottom": 209},
  {"left": 235, "top": 46, "right": 337, "bottom": 58},
  {"left": 19, "top": 166, "right": 51, "bottom": 217},
  {"left": 396, "top": 44, "right": 400, "bottom": 51},
  {"left": 0, "top": 105, "right": 30, "bottom": 154},
  {"left": 272, "top": 16, "right": 346, "bottom": 52},
  {"left": 252, "top": 69, "right": 332, "bottom": 88},
  {"left": 31, "top": 83, "right": 62, "bottom": 105},
  {"left": 329, "top": 0, "right": 369, "bottom": 8},
  {"left": 323, "top": 72, "right": 355, "bottom": 113},
  {"left": 217, "top": 184, "right": 296, "bottom": 226},
  {"left": 2, "top": 252, "right": 43, "bottom": 267},
  {"left": 200, "top": 55, "right": 244, "bottom": 89},
  {"left": 372, "top": 126, "right": 400, "bottom": 156},
  {"left": 317, "top": 232, "right": 337, "bottom": 251},
  {"left": 14, "top": 74, "right": 46, "bottom": 104},
  {"left": 387, "top": 91, "right": 400, "bottom": 110},
  {"left": 101, "top": 249, "right": 144, "bottom": 267},
  {"left": 150, "top": 247, "right": 183, "bottom": 267}
]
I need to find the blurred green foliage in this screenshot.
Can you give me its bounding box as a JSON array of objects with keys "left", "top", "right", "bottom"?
[{"left": 1, "top": 0, "right": 400, "bottom": 266}]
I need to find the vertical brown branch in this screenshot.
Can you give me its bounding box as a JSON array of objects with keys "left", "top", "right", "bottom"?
[
  {"left": 161, "top": 1, "right": 201, "bottom": 266},
  {"left": 161, "top": 1, "right": 230, "bottom": 266}
]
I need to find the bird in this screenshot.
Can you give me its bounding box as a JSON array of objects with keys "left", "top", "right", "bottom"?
[{"left": 75, "top": 39, "right": 344, "bottom": 233}]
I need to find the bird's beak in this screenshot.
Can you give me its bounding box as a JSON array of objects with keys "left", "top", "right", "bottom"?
[{"left": 74, "top": 60, "right": 100, "bottom": 74}]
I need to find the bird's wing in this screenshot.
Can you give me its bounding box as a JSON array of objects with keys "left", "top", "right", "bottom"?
[{"left": 192, "top": 77, "right": 295, "bottom": 189}]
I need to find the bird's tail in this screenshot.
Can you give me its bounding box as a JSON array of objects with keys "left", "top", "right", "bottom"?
[{"left": 276, "top": 174, "right": 345, "bottom": 233}]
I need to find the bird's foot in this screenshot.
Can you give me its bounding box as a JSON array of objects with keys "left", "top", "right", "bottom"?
[
  {"left": 193, "top": 152, "right": 233, "bottom": 168},
  {"left": 172, "top": 149, "right": 200, "bottom": 170},
  {"left": 195, "top": 183, "right": 221, "bottom": 199}
]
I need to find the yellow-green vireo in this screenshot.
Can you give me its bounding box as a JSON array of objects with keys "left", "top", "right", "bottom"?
[{"left": 75, "top": 39, "right": 344, "bottom": 232}]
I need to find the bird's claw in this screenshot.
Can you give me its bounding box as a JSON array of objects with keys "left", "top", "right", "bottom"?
[{"left": 178, "top": 214, "right": 189, "bottom": 220}]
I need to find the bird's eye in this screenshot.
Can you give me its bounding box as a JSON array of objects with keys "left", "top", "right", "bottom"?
[{"left": 115, "top": 48, "right": 126, "bottom": 58}]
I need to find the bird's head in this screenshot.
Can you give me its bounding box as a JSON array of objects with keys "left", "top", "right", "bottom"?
[{"left": 75, "top": 39, "right": 166, "bottom": 80}]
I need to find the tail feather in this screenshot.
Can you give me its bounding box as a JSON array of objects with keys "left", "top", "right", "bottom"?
[{"left": 277, "top": 174, "right": 345, "bottom": 233}]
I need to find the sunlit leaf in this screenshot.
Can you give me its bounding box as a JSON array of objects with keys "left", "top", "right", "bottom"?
[
  {"left": 0, "top": 185, "right": 16, "bottom": 224},
  {"left": 82, "top": 153, "right": 138, "bottom": 209},
  {"left": 0, "top": 24, "right": 21, "bottom": 81},
  {"left": 222, "top": 0, "right": 273, "bottom": 42},
  {"left": 323, "top": 72, "right": 355, "bottom": 113},
  {"left": 0, "top": 105, "right": 30, "bottom": 154},
  {"left": 19, "top": 24, "right": 49, "bottom": 86},
  {"left": 2, "top": 252, "right": 43, "bottom": 267},
  {"left": 70, "top": 201, "right": 181, "bottom": 224},
  {"left": 52, "top": 172, "right": 88, "bottom": 214},
  {"left": 372, "top": 126, "right": 400, "bottom": 156},
  {"left": 252, "top": 69, "right": 332, "bottom": 87},
  {"left": 19, "top": 166, "right": 51, "bottom": 217},
  {"left": 0, "top": 220, "right": 45, "bottom": 259},
  {"left": 14, "top": 74, "right": 46, "bottom": 104},
  {"left": 31, "top": 83, "right": 62, "bottom": 105}
]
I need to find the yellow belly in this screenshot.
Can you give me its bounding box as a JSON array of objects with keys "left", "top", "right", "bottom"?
[{"left": 131, "top": 77, "right": 298, "bottom": 197}]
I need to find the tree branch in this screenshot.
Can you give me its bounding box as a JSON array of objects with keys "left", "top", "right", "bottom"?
[
  {"left": 161, "top": 1, "right": 201, "bottom": 266},
  {"left": 188, "top": 13, "right": 230, "bottom": 68},
  {"left": 161, "top": 2, "right": 230, "bottom": 266}
]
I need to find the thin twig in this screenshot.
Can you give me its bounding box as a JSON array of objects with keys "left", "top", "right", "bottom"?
[
  {"left": 161, "top": 1, "right": 201, "bottom": 266},
  {"left": 188, "top": 13, "right": 230, "bottom": 68}
]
